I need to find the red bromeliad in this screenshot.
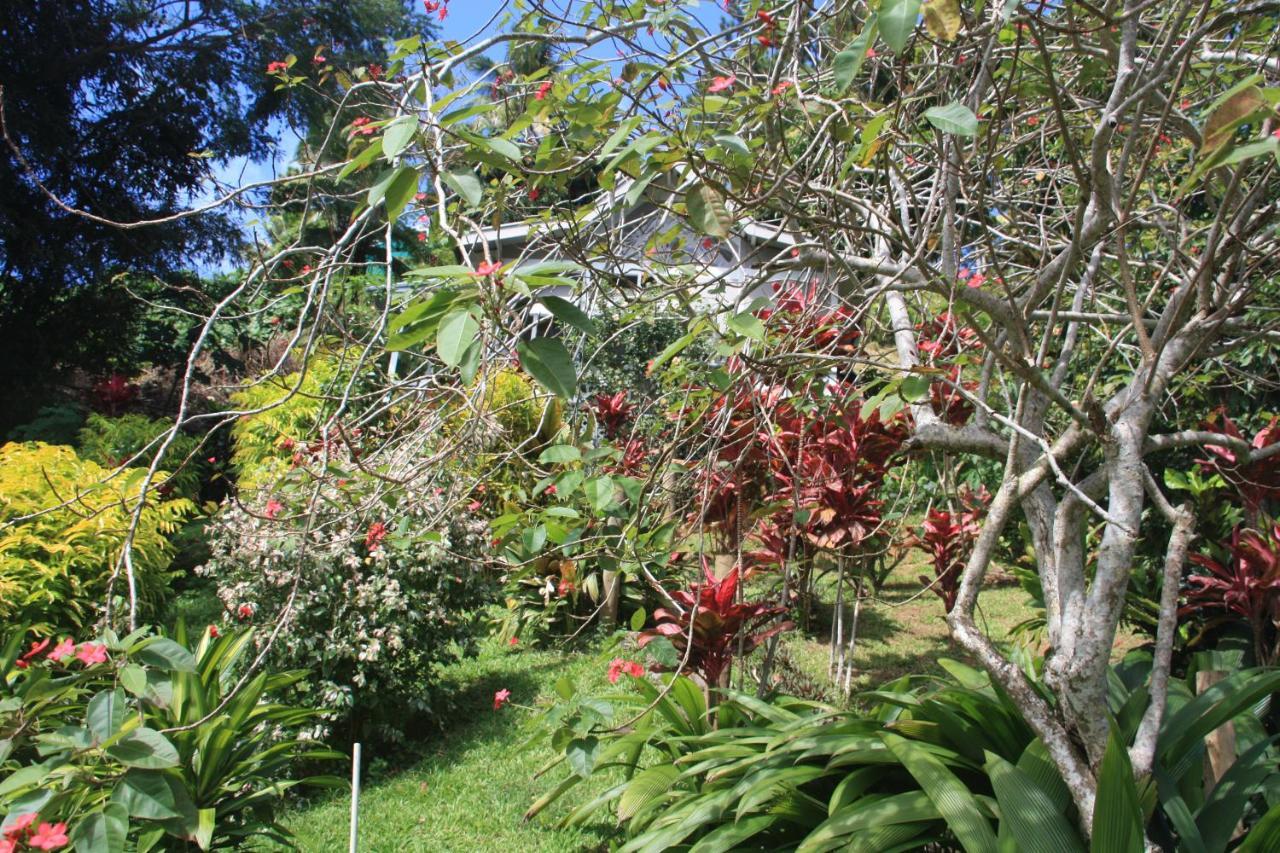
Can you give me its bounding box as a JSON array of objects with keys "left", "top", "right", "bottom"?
[
  {"left": 590, "top": 391, "right": 635, "bottom": 439},
  {"left": 1183, "top": 520, "right": 1280, "bottom": 665},
  {"left": 1196, "top": 411, "right": 1280, "bottom": 523},
  {"left": 638, "top": 563, "right": 792, "bottom": 689}
]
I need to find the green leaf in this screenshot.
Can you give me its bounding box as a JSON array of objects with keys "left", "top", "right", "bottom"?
[
  {"left": 566, "top": 736, "right": 601, "bottom": 778},
  {"left": 984, "top": 750, "right": 1084, "bottom": 853},
  {"left": 88, "top": 689, "right": 127, "bottom": 743},
  {"left": 458, "top": 339, "right": 482, "bottom": 385},
  {"left": 900, "top": 374, "right": 931, "bottom": 402},
  {"left": 120, "top": 664, "right": 147, "bottom": 697},
  {"left": 686, "top": 182, "right": 732, "bottom": 238},
  {"left": 70, "top": 804, "right": 128, "bottom": 853},
  {"left": 882, "top": 732, "right": 998, "bottom": 853},
  {"left": 629, "top": 607, "right": 647, "bottom": 631},
  {"left": 1163, "top": 468, "right": 1190, "bottom": 491},
  {"left": 442, "top": 168, "right": 484, "bottom": 207},
  {"left": 132, "top": 638, "right": 195, "bottom": 672},
  {"left": 925, "top": 102, "right": 979, "bottom": 137},
  {"left": 1091, "top": 727, "right": 1143, "bottom": 853},
  {"left": 517, "top": 337, "right": 577, "bottom": 399},
  {"left": 538, "top": 295, "right": 597, "bottom": 336},
  {"left": 584, "top": 476, "right": 615, "bottom": 513},
  {"left": 436, "top": 309, "right": 479, "bottom": 368},
  {"left": 112, "top": 770, "right": 181, "bottom": 819},
  {"left": 712, "top": 132, "right": 751, "bottom": 156},
  {"left": 618, "top": 765, "right": 679, "bottom": 821},
  {"left": 106, "top": 728, "right": 180, "bottom": 769},
  {"left": 727, "top": 312, "right": 765, "bottom": 340},
  {"left": 1239, "top": 802, "right": 1280, "bottom": 852},
  {"left": 833, "top": 20, "right": 878, "bottom": 93},
  {"left": 381, "top": 115, "right": 418, "bottom": 160},
  {"left": 539, "top": 444, "right": 581, "bottom": 464},
  {"left": 384, "top": 166, "right": 420, "bottom": 221},
  {"left": 880, "top": 0, "right": 923, "bottom": 53}
]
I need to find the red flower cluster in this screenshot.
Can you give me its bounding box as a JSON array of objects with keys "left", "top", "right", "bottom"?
[
  {"left": 535, "top": 80, "right": 553, "bottom": 101},
  {"left": 589, "top": 391, "right": 635, "bottom": 439},
  {"left": 493, "top": 688, "right": 511, "bottom": 710},
  {"left": 423, "top": 0, "right": 448, "bottom": 21},
  {"left": 350, "top": 116, "right": 377, "bottom": 137},
  {"left": 14, "top": 638, "right": 106, "bottom": 670},
  {"left": 3, "top": 814, "right": 68, "bottom": 851},
  {"left": 365, "top": 520, "right": 389, "bottom": 552},
  {"left": 606, "top": 658, "right": 644, "bottom": 683},
  {"left": 266, "top": 60, "right": 289, "bottom": 74}
]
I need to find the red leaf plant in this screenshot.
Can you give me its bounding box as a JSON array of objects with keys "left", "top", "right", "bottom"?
[
  {"left": 590, "top": 391, "right": 635, "bottom": 439},
  {"left": 1182, "top": 520, "right": 1280, "bottom": 665},
  {"left": 638, "top": 562, "right": 792, "bottom": 690},
  {"left": 915, "top": 311, "right": 982, "bottom": 365},
  {"left": 756, "top": 280, "right": 862, "bottom": 357},
  {"left": 908, "top": 486, "right": 990, "bottom": 613},
  {"left": 930, "top": 364, "right": 977, "bottom": 427},
  {"left": 1196, "top": 411, "right": 1280, "bottom": 523},
  {"left": 91, "top": 373, "right": 139, "bottom": 415}
]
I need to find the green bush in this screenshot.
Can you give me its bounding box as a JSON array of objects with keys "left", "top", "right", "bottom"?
[
  {"left": 0, "top": 442, "right": 195, "bottom": 633},
  {"left": 228, "top": 358, "right": 339, "bottom": 490},
  {"left": 0, "top": 624, "right": 341, "bottom": 850},
  {"left": 5, "top": 404, "right": 87, "bottom": 446},
  {"left": 197, "top": 468, "right": 494, "bottom": 745},
  {"left": 77, "top": 413, "right": 206, "bottom": 500}
]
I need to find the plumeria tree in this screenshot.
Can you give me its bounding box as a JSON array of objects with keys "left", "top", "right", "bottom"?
[{"left": 10, "top": 0, "right": 1280, "bottom": 843}]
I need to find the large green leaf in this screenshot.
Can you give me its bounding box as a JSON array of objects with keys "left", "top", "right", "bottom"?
[
  {"left": 517, "top": 337, "right": 577, "bottom": 399},
  {"left": 833, "top": 20, "right": 877, "bottom": 94},
  {"left": 1238, "top": 802, "right": 1280, "bottom": 852},
  {"left": 566, "top": 736, "right": 601, "bottom": 778},
  {"left": 88, "top": 688, "right": 127, "bottom": 743},
  {"left": 984, "top": 750, "right": 1084, "bottom": 853},
  {"left": 538, "top": 295, "right": 597, "bottom": 336},
  {"left": 686, "top": 182, "right": 732, "bottom": 238},
  {"left": 924, "top": 102, "right": 979, "bottom": 137},
  {"left": 112, "top": 770, "right": 181, "bottom": 819},
  {"left": 436, "top": 309, "right": 479, "bottom": 368},
  {"left": 106, "top": 728, "right": 180, "bottom": 769},
  {"left": 442, "top": 167, "right": 484, "bottom": 207},
  {"left": 882, "top": 732, "right": 998, "bottom": 853},
  {"left": 132, "top": 638, "right": 195, "bottom": 673},
  {"left": 384, "top": 166, "right": 420, "bottom": 221},
  {"left": 70, "top": 803, "right": 128, "bottom": 853},
  {"left": 880, "top": 0, "right": 922, "bottom": 53},
  {"left": 618, "top": 765, "right": 680, "bottom": 821},
  {"left": 688, "top": 814, "right": 778, "bottom": 853},
  {"left": 798, "top": 790, "right": 941, "bottom": 852},
  {"left": 1090, "top": 728, "right": 1143, "bottom": 853},
  {"left": 381, "top": 115, "right": 418, "bottom": 160}
]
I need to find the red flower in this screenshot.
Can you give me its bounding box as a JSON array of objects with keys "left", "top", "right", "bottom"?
[
  {"left": 607, "top": 658, "right": 645, "bottom": 683},
  {"left": 27, "top": 823, "right": 69, "bottom": 851},
  {"left": 47, "top": 638, "right": 76, "bottom": 663},
  {"left": 528, "top": 186, "right": 540, "bottom": 201},
  {"left": 657, "top": 78, "right": 669, "bottom": 91},
  {"left": 590, "top": 391, "right": 635, "bottom": 439},
  {"left": 474, "top": 260, "right": 503, "bottom": 278},
  {"left": 772, "top": 81, "right": 793, "bottom": 96},
  {"left": 237, "top": 604, "right": 254, "bottom": 621},
  {"left": 757, "top": 10, "right": 775, "bottom": 27},
  {"left": 264, "top": 499, "right": 284, "bottom": 519},
  {"left": 556, "top": 577, "right": 575, "bottom": 597},
  {"left": 545, "top": 485, "right": 557, "bottom": 496},
  {"left": 758, "top": 35, "right": 774, "bottom": 47},
  {"left": 350, "top": 117, "right": 376, "bottom": 137},
  {"left": 467, "top": 500, "right": 483, "bottom": 511},
  {"left": 16, "top": 637, "right": 51, "bottom": 669},
  {"left": 535, "top": 80, "right": 553, "bottom": 101},
  {"left": 0, "top": 838, "right": 13, "bottom": 853},
  {"left": 493, "top": 688, "right": 511, "bottom": 710},
  {"left": 367, "top": 63, "right": 383, "bottom": 80},
  {"left": 1026, "top": 115, "right": 1039, "bottom": 126},
  {"left": 75, "top": 643, "right": 108, "bottom": 667},
  {"left": 966, "top": 273, "right": 986, "bottom": 289},
  {"left": 866, "top": 47, "right": 878, "bottom": 58},
  {"left": 266, "top": 60, "right": 289, "bottom": 74},
  {"left": 208, "top": 625, "right": 220, "bottom": 639},
  {"left": 508, "top": 636, "right": 518, "bottom": 646},
  {"left": 365, "top": 521, "right": 389, "bottom": 552},
  {"left": 707, "top": 75, "right": 736, "bottom": 93}
]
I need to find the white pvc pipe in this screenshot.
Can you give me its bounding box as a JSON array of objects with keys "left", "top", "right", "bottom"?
[{"left": 349, "top": 742, "right": 362, "bottom": 853}]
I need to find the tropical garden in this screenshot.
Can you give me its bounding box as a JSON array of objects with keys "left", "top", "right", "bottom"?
[{"left": 1, "top": 0, "right": 1279, "bottom": 850}]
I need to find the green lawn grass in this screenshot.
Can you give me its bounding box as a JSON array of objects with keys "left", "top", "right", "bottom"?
[
  {"left": 276, "top": 640, "right": 616, "bottom": 852},
  {"left": 277, "top": 556, "right": 1139, "bottom": 850}
]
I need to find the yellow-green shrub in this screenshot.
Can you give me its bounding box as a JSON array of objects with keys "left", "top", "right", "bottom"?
[
  {"left": 229, "top": 359, "right": 338, "bottom": 489},
  {"left": 0, "top": 442, "right": 194, "bottom": 632}
]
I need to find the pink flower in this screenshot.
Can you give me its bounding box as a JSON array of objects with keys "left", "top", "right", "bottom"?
[
  {"left": 474, "top": 261, "right": 503, "bottom": 278},
  {"left": 266, "top": 61, "right": 288, "bottom": 74},
  {"left": 528, "top": 186, "right": 540, "bottom": 201},
  {"left": 0, "top": 838, "right": 16, "bottom": 853},
  {"left": 75, "top": 643, "right": 107, "bottom": 667},
  {"left": 545, "top": 485, "right": 557, "bottom": 496},
  {"left": 1273, "top": 128, "right": 1280, "bottom": 139},
  {"left": 772, "top": 81, "right": 793, "bottom": 96},
  {"left": 966, "top": 273, "right": 986, "bottom": 289},
  {"left": 264, "top": 499, "right": 284, "bottom": 519},
  {"left": 47, "top": 638, "right": 76, "bottom": 663},
  {"left": 493, "top": 688, "right": 511, "bottom": 710},
  {"left": 865, "top": 47, "right": 878, "bottom": 58},
  {"left": 707, "top": 75, "right": 736, "bottom": 93},
  {"left": 6, "top": 814, "right": 37, "bottom": 836},
  {"left": 365, "top": 521, "right": 389, "bottom": 552},
  {"left": 508, "top": 636, "right": 519, "bottom": 646},
  {"left": 607, "top": 659, "right": 645, "bottom": 683},
  {"left": 535, "top": 80, "right": 553, "bottom": 101},
  {"left": 27, "top": 823, "right": 69, "bottom": 851},
  {"left": 467, "top": 500, "right": 483, "bottom": 511},
  {"left": 237, "top": 604, "right": 254, "bottom": 621}
]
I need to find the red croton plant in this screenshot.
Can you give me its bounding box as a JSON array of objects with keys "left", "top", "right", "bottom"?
[
  {"left": 1197, "top": 411, "right": 1280, "bottom": 524},
  {"left": 1183, "top": 520, "right": 1280, "bottom": 667},
  {"left": 589, "top": 391, "right": 635, "bottom": 439},
  {"left": 909, "top": 486, "right": 991, "bottom": 613},
  {"left": 638, "top": 561, "right": 792, "bottom": 695}
]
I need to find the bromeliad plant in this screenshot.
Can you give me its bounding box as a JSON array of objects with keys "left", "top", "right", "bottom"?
[
  {"left": 0, "top": 625, "right": 341, "bottom": 851},
  {"left": 1183, "top": 520, "right": 1280, "bottom": 666}
]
